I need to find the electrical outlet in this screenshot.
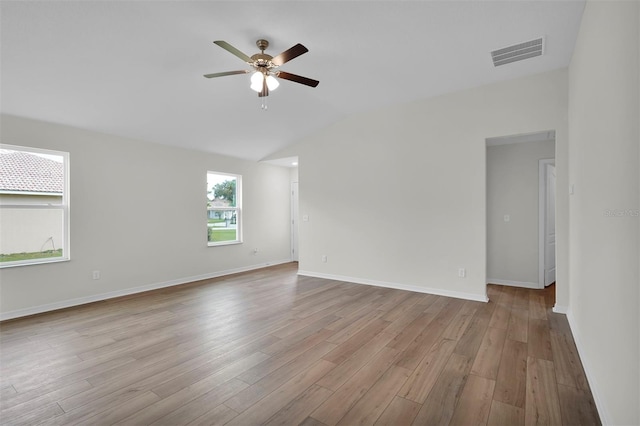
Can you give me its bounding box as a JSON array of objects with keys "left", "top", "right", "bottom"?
[
  {"left": 322, "top": 255, "right": 328, "bottom": 263},
  {"left": 253, "top": 248, "right": 259, "bottom": 255},
  {"left": 92, "top": 270, "right": 100, "bottom": 280},
  {"left": 458, "top": 268, "right": 466, "bottom": 278}
]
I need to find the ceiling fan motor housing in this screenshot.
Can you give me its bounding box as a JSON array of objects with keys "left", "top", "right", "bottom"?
[
  {"left": 251, "top": 54, "right": 273, "bottom": 67},
  {"left": 256, "top": 39, "right": 269, "bottom": 51},
  {"left": 252, "top": 40, "right": 274, "bottom": 72}
]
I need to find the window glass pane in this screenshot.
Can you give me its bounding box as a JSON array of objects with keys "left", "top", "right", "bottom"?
[
  {"left": 1, "top": 145, "right": 68, "bottom": 266},
  {"left": 207, "top": 209, "right": 238, "bottom": 243},
  {"left": 0, "top": 208, "right": 64, "bottom": 262},
  {"left": 207, "top": 172, "right": 240, "bottom": 245},
  {"left": 207, "top": 174, "right": 237, "bottom": 207}
]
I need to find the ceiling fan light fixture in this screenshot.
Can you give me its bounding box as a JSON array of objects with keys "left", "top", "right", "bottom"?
[
  {"left": 206, "top": 39, "right": 319, "bottom": 102},
  {"left": 250, "top": 71, "right": 264, "bottom": 92},
  {"left": 266, "top": 75, "right": 279, "bottom": 91}
]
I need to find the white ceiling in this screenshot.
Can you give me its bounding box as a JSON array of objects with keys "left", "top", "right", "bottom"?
[{"left": 1, "top": 1, "right": 585, "bottom": 162}]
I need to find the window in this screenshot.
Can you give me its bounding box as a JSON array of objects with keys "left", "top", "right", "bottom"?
[
  {"left": 207, "top": 172, "right": 241, "bottom": 246},
  {"left": 0, "top": 144, "right": 70, "bottom": 267}
]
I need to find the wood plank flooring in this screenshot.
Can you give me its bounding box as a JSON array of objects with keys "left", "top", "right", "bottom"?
[{"left": 0, "top": 263, "right": 600, "bottom": 425}]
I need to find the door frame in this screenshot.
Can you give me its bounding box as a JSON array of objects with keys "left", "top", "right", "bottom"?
[
  {"left": 291, "top": 181, "right": 299, "bottom": 261},
  {"left": 538, "top": 159, "right": 555, "bottom": 288}
]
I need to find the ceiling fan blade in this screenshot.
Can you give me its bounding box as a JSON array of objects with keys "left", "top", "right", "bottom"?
[
  {"left": 271, "top": 44, "right": 308, "bottom": 66},
  {"left": 203, "top": 70, "right": 249, "bottom": 78},
  {"left": 213, "top": 40, "right": 253, "bottom": 63},
  {"left": 277, "top": 71, "right": 319, "bottom": 88}
]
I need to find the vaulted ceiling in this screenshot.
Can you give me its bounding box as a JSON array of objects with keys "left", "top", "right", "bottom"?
[{"left": 1, "top": 1, "right": 585, "bottom": 161}]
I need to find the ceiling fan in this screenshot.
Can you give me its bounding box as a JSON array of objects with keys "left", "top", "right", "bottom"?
[{"left": 204, "top": 39, "right": 319, "bottom": 98}]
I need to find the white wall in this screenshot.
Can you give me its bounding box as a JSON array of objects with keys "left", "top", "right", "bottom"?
[
  {"left": 568, "top": 1, "right": 639, "bottom": 424},
  {"left": 270, "top": 69, "right": 569, "bottom": 304},
  {"left": 0, "top": 115, "right": 292, "bottom": 319},
  {"left": 487, "top": 140, "right": 555, "bottom": 286}
]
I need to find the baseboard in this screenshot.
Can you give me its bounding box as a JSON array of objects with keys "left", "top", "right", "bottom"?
[
  {"left": 486, "top": 278, "right": 541, "bottom": 289},
  {"left": 298, "top": 270, "right": 488, "bottom": 303},
  {"left": 565, "top": 308, "right": 611, "bottom": 425},
  {"left": 552, "top": 304, "right": 568, "bottom": 314},
  {"left": 0, "top": 259, "right": 292, "bottom": 321}
]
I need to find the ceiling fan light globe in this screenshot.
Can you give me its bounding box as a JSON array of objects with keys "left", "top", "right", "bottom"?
[
  {"left": 266, "top": 75, "right": 279, "bottom": 91},
  {"left": 250, "top": 72, "right": 264, "bottom": 92}
]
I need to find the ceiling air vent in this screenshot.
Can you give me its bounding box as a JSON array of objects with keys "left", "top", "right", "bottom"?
[{"left": 491, "top": 37, "right": 544, "bottom": 67}]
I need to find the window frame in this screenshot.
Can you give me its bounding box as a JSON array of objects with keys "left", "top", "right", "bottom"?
[
  {"left": 207, "top": 171, "right": 242, "bottom": 247},
  {"left": 0, "top": 144, "right": 70, "bottom": 268}
]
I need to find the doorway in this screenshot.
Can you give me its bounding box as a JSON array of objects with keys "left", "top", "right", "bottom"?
[{"left": 486, "top": 131, "right": 556, "bottom": 290}]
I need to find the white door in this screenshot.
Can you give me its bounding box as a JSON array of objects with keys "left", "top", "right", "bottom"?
[
  {"left": 291, "top": 182, "right": 299, "bottom": 261},
  {"left": 544, "top": 164, "right": 556, "bottom": 286}
]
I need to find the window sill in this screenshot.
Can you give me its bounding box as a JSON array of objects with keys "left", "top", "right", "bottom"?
[
  {"left": 207, "top": 241, "right": 242, "bottom": 247},
  {"left": 0, "top": 257, "right": 70, "bottom": 269}
]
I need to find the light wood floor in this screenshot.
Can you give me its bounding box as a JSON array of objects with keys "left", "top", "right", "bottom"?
[{"left": 0, "top": 262, "right": 600, "bottom": 425}]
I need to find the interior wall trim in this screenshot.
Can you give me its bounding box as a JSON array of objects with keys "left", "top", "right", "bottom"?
[
  {"left": 0, "top": 259, "right": 292, "bottom": 321},
  {"left": 298, "top": 270, "right": 489, "bottom": 303},
  {"left": 552, "top": 304, "right": 568, "bottom": 314},
  {"left": 566, "top": 308, "right": 609, "bottom": 425},
  {"left": 486, "top": 278, "right": 541, "bottom": 289}
]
